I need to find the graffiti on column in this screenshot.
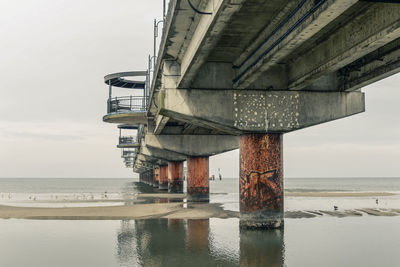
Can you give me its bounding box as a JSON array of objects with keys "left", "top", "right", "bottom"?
[
  {"left": 240, "top": 170, "right": 282, "bottom": 212},
  {"left": 240, "top": 134, "right": 283, "bottom": 214}
]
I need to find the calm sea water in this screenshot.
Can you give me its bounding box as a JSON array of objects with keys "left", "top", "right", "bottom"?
[
  {"left": 1, "top": 177, "right": 400, "bottom": 194},
  {"left": 0, "top": 178, "right": 399, "bottom": 267},
  {"left": 0, "top": 217, "right": 399, "bottom": 267}
]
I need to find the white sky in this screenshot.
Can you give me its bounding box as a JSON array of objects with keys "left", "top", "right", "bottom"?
[{"left": 0, "top": 0, "right": 399, "bottom": 178}]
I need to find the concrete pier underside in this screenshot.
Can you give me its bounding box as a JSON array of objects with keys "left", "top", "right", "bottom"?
[{"left": 106, "top": 0, "right": 400, "bottom": 229}]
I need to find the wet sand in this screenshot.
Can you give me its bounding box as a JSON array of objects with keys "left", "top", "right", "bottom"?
[
  {"left": 1, "top": 202, "right": 400, "bottom": 220},
  {"left": 285, "top": 192, "right": 396, "bottom": 197},
  {"left": 0, "top": 191, "right": 399, "bottom": 220},
  {"left": 0, "top": 202, "right": 239, "bottom": 220}
]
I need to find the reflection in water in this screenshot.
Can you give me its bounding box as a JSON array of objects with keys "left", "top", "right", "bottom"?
[
  {"left": 240, "top": 228, "right": 284, "bottom": 267},
  {"left": 186, "top": 219, "right": 209, "bottom": 251},
  {"left": 115, "top": 218, "right": 285, "bottom": 267},
  {"left": 117, "top": 220, "right": 139, "bottom": 266}
]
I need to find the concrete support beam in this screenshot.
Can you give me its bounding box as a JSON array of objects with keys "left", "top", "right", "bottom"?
[
  {"left": 136, "top": 153, "right": 166, "bottom": 166},
  {"left": 154, "top": 115, "right": 170, "bottom": 134},
  {"left": 159, "top": 165, "right": 168, "bottom": 191},
  {"left": 233, "top": 0, "right": 359, "bottom": 89},
  {"left": 187, "top": 157, "right": 209, "bottom": 202},
  {"left": 134, "top": 157, "right": 154, "bottom": 171},
  {"left": 141, "top": 145, "right": 187, "bottom": 162},
  {"left": 339, "top": 38, "right": 400, "bottom": 91},
  {"left": 145, "top": 133, "right": 239, "bottom": 157},
  {"left": 289, "top": 3, "right": 400, "bottom": 90},
  {"left": 159, "top": 88, "right": 365, "bottom": 134},
  {"left": 177, "top": 0, "right": 245, "bottom": 88},
  {"left": 168, "top": 161, "right": 184, "bottom": 193},
  {"left": 240, "top": 133, "right": 283, "bottom": 229}
]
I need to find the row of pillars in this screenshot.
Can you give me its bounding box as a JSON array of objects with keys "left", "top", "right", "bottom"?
[
  {"left": 139, "top": 157, "right": 209, "bottom": 201},
  {"left": 139, "top": 133, "right": 283, "bottom": 229}
]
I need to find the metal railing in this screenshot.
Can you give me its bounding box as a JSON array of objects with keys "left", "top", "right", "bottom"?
[
  {"left": 124, "top": 158, "right": 134, "bottom": 163},
  {"left": 119, "top": 136, "right": 138, "bottom": 145},
  {"left": 107, "top": 96, "right": 148, "bottom": 114},
  {"left": 121, "top": 150, "right": 136, "bottom": 157}
]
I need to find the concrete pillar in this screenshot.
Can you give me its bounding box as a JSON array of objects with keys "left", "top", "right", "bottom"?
[
  {"left": 168, "top": 161, "right": 184, "bottom": 193},
  {"left": 159, "top": 165, "right": 168, "bottom": 190},
  {"left": 187, "top": 157, "right": 209, "bottom": 202},
  {"left": 154, "top": 167, "right": 160, "bottom": 188},
  {"left": 240, "top": 133, "right": 283, "bottom": 229}
]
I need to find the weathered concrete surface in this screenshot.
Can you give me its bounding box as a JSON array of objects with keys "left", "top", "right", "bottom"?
[
  {"left": 145, "top": 133, "right": 239, "bottom": 156},
  {"left": 233, "top": 0, "right": 359, "bottom": 89},
  {"left": 103, "top": 112, "right": 147, "bottom": 125},
  {"left": 288, "top": 3, "right": 400, "bottom": 91},
  {"left": 240, "top": 134, "right": 283, "bottom": 229},
  {"left": 141, "top": 144, "right": 187, "bottom": 162},
  {"left": 159, "top": 89, "right": 365, "bottom": 134},
  {"left": 187, "top": 157, "right": 209, "bottom": 202},
  {"left": 168, "top": 161, "right": 184, "bottom": 193}
]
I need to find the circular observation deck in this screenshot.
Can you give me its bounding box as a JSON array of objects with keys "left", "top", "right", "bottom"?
[{"left": 103, "top": 71, "right": 148, "bottom": 125}]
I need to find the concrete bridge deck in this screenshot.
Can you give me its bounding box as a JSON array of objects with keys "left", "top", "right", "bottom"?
[{"left": 102, "top": 0, "right": 400, "bottom": 228}]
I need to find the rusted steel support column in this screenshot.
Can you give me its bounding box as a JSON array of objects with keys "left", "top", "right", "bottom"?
[
  {"left": 154, "top": 167, "right": 160, "bottom": 188},
  {"left": 159, "top": 165, "right": 169, "bottom": 190},
  {"left": 240, "top": 133, "right": 284, "bottom": 229},
  {"left": 187, "top": 157, "right": 209, "bottom": 202},
  {"left": 168, "top": 161, "right": 184, "bottom": 193}
]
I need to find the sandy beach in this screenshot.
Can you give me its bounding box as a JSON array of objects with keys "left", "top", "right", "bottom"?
[
  {"left": 0, "top": 201, "right": 399, "bottom": 220},
  {"left": 285, "top": 191, "right": 396, "bottom": 197}
]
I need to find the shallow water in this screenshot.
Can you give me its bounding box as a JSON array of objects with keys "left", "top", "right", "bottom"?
[
  {"left": 0, "top": 217, "right": 399, "bottom": 267},
  {"left": 1, "top": 178, "right": 400, "bottom": 210},
  {"left": 0, "top": 178, "right": 400, "bottom": 266}
]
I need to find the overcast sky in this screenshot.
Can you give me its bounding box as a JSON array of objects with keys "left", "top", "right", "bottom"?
[{"left": 1, "top": 0, "right": 399, "bottom": 178}]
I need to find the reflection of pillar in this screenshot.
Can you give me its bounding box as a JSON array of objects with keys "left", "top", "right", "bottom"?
[
  {"left": 240, "top": 134, "right": 283, "bottom": 229},
  {"left": 154, "top": 167, "right": 160, "bottom": 188},
  {"left": 168, "top": 219, "right": 184, "bottom": 230},
  {"left": 117, "top": 220, "right": 136, "bottom": 264},
  {"left": 187, "top": 157, "right": 209, "bottom": 202},
  {"left": 186, "top": 219, "right": 209, "bottom": 251},
  {"left": 240, "top": 228, "right": 284, "bottom": 266},
  {"left": 159, "top": 165, "right": 168, "bottom": 190},
  {"left": 168, "top": 161, "right": 184, "bottom": 193}
]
